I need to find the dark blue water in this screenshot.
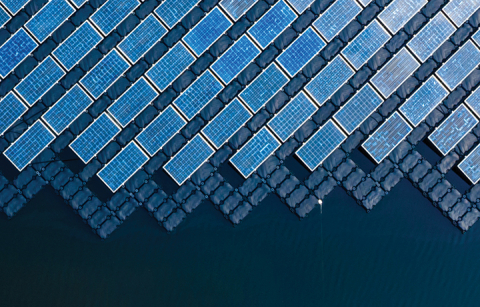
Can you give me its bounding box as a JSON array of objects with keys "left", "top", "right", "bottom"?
[{"left": 1, "top": 179, "right": 479, "bottom": 307}]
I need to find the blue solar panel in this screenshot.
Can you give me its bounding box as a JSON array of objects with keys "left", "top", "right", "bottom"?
[
  {"left": 268, "top": 91, "right": 317, "bottom": 141},
  {"left": 42, "top": 85, "right": 93, "bottom": 135},
  {"left": 69, "top": 113, "right": 122, "bottom": 163},
  {"left": 90, "top": 0, "right": 140, "bottom": 35},
  {"left": 342, "top": 20, "right": 391, "bottom": 70},
  {"left": 436, "top": 40, "right": 480, "bottom": 91},
  {"left": 155, "top": 0, "right": 200, "bottom": 28},
  {"left": 174, "top": 70, "right": 224, "bottom": 120},
  {"left": 80, "top": 49, "right": 130, "bottom": 99},
  {"left": 4, "top": 120, "right": 55, "bottom": 171},
  {"left": 230, "top": 127, "right": 281, "bottom": 178},
  {"left": 407, "top": 12, "right": 456, "bottom": 62},
  {"left": 399, "top": 76, "right": 449, "bottom": 127},
  {"left": 313, "top": 0, "right": 361, "bottom": 42},
  {"left": 98, "top": 141, "right": 149, "bottom": 192},
  {"left": 362, "top": 112, "right": 412, "bottom": 163},
  {"left": 220, "top": 0, "right": 258, "bottom": 20},
  {"left": 108, "top": 77, "right": 158, "bottom": 127},
  {"left": 305, "top": 56, "right": 354, "bottom": 106},
  {"left": 466, "top": 86, "right": 480, "bottom": 118},
  {"left": 25, "top": 0, "right": 75, "bottom": 43},
  {"left": 15, "top": 56, "right": 65, "bottom": 106},
  {"left": 239, "top": 63, "right": 289, "bottom": 113},
  {"left": 118, "top": 15, "right": 167, "bottom": 63},
  {"left": 146, "top": 42, "right": 195, "bottom": 91},
  {"left": 286, "top": 0, "right": 315, "bottom": 14},
  {"left": 429, "top": 104, "right": 479, "bottom": 156},
  {"left": 443, "top": 0, "right": 480, "bottom": 27},
  {"left": 0, "top": 29, "right": 37, "bottom": 78},
  {"left": 136, "top": 105, "right": 187, "bottom": 156},
  {"left": 248, "top": 0, "right": 296, "bottom": 49},
  {"left": 53, "top": 21, "right": 102, "bottom": 70},
  {"left": 0, "top": 93, "right": 27, "bottom": 136},
  {"left": 371, "top": 48, "right": 419, "bottom": 98},
  {"left": 1, "top": 0, "right": 30, "bottom": 15},
  {"left": 164, "top": 134, "right": 215, "bottom": 185},
  {"left": 333, "top": 84, "right": 383, "bottom": 134},
  {"left": 183, "top": 7, "right": 232, "bottom": 56},
  {"left": 458, "top": 143, "right": 480, "bottom": 184},
  {"left": 202, "top": 99, "right": 252, "bottom": 148},
  {"left": 296, "top": 120, "right": 346, "bottom": 171},
  {"left": 378, "top": 0, "right": 427, "bottom": 34},
  {"left": 211, "top": 35, "right": 261, "bottom": 84},
  {"left": 276, "top": 27, "right": 326, "bottom": 77},
  {"left": 0, "top": 6, "right": 10, "bottom": 27}
]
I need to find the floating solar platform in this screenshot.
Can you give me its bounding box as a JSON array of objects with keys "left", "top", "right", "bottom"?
[
  {"left": 443, "top": 0, "right": 480, "bottom": 27},
  {"left": 230, "top": 127, "right": 281, "bottom": 178},
  {"left": 466, "top": 86, "right": 480, "bottom": 118},
  {"left": 202, "top": 99, "right": 252, "bottom": 149},
  {"left": 0, "top": 29, "right": 37, "bottom": 78},
  {"left": 333, "top": 84, "right": 383, "bottom": 135},
  {"left": 0, "top": 6, "right": 10, "bottom": 28},
  {"left": 164, "top": 134, "right": 215, "bottom": 185},
  {"left": 313, "top": 0, "right": 361, "bottom": 42},
  {"left": 0, "top": 93, "right": 27, "bottom": 136},
  {"left": 305, "top": 55, "right": 355, "bottom": 106},
  {"left": 1, "top": 0, "right": 29, "bottom": 15},
  {"left": 98, "top": 141, "right": 149, "bottom": 192},
  {"left": 155, "top": 0, "right": 201, "bottom": 29},
  {"left": 136, "top": 105, "right": 187, "bottom": 156},
  {"left": 399, "top": 76, "right": 449, "bottom": 127},
  {"left": 428, "top": 104, "right": 479, "bottom": 156},
  {"left": 3, "top": 120, "right": 55, "bottom": 171},
  {"left": 90, "top": 0, "right": 140, "bottom": 36},
  {"left": 286, "top": 0, "right": 315, "bottom": 14},
  {"left": 248, "top": 0, "right": 297, "bottom": 49},
  {"left": 458, "top": 143, "right": 480, "bottom": 184},
  {"left": 276, "top": 27, "right": 326, "bottom": 77},
  {"left": 42, "top": 85, "right": 93, "bottom": 135},
  {"left": 371, "top": 48, "right": 419, "bottom": 98},
  {"left": 296, "top": 120, "right": 347, "bottom": 171},
  {"left": 220, "top": 0, "right": 258, "bottom": 20},
  {"left": 362, "top": 112, "right": 412, "bottom": 163},
  {"left": 69, "top": 113, "right": 122, "bottom": 164},
  {"left": 436, "top": 40, "right": 480, "bottom": 91},
  {"left": 378, "top": 0, "right": 427, "bottom": 35},
  {"left": 268, "top": 91, "right": 317, "bottom": 142}
]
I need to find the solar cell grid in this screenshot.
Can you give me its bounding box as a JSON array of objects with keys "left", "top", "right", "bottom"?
[
  {"left": 90, "top": 0, "right": 140, "bottom": 36},
  {"left": 0, "top": 6, "right": 10, "bottom": 27},
  {"left": 473, "top": 29, "right": 480, "bottom": 47},
  {"left": 466, "top": 86, "right": 480, "bottom": 118},
  {"left": 220, "top": 0, "right": 258, "bottom": 20},
  {"left": 378, "top": 0, "right": 427, "bottom": 34},
  {"left": 313, "top": 0, "right": 362, "bottom": 42},
  {"left": 443, "top": 0, "right": 480, "bottom": 27},
  {"left": 286, "top": 0, "right": 315, "bottom": 14},
  {"left": 458, "top": 143, "right": 480, "bottom": 184},
  {"left": 0, "top": 93, "right": 27, "bottom": 136},
  {"left": 155, "top": 0, "right": 201, "bottom": 28},
  {"left": 0, "top": 29, "right": 37, "bottom": 78},
  {"left": 0, "top": 0, "right": 29, "bottom": 15}
]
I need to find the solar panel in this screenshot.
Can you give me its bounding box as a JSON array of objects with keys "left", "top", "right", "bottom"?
[
  {"left": 429, "top": 104, "right": 479, "bottom": 156},
  {"left": 3, "top": 120, "right": 55, "bottom": 171},
  {"left": 296, "top": 120, "right": 347, "bottom": 171},
  {"left": 305, "top": 55, "right": 354, "bottom": 106},
  {"left": 407, "top": 13, "right": 456, "bottom": 62},
  {"left": 342, "top": 20, "right": 391, "bottom": 70},
  {"left": 276, "top": 27, "right": 326, "bottom": 77},
  {"left": 1, "top": 0, "right": 30, "bottom": 15},
  {"left": 211, "top": 35, "right": 260, "bottom": 84},
  {"left": 202, "top": 98, "right": 252, "bottom": 149},
  {"left": 146, "top": 42, "right": 195, "bottom": 91},
  {"left": 155, "top": 0, "right": 201, "bottom": 29},
  {"left": 371, "top": 48, "right": 419, "bottom": 98},
  {"left": 25, "top": 0, "right": 75, "bottom": 43},
  {"left": 15, "top": 56, "right": 65, "bottom": 106},
  {"left": 230, "top": 127, "right": 281, "bottom": 178},
  {"left": 458, "top": 143, "right": 480, "bottom": 184},
  {"left": 378, "top": 0, "right": 427, "bottom": 34},
  {"left": 80, "top": 49, "right": 131, "bottom": 99},
  {"left": 466, "top": 86, "right": 480, "bottom": 118},
  {"left": 118, "top": 15, "right": 167, "bottom": 64},
  {"left": 443, "top": 0, "right": 480, "bottom": 27},
  {"left": 183, "top": 7, "right": 232, "bottom": 56},
  {"left": 312, "top": 0, "right": 361, "bottom": 42},
  {"left": 164, "top": 134, "right": 215, "bottom": 185},
  {"left": 42, "top": 85, "right": 94, "bottom": 135},
  {"left": 71, "top": 0, "right": 88, "bottom": 8},
  {"left": 53, "top": 21, "right": 102, "bottom": 70},
  {"left": 97, "top": 141, "right": 149, "bottom": 192},
  {"left": 0, "top": 6, "right": 10, "bottom": 27},
  {"left": 173, "top": 69, "right": 224, "bottom": 120},
  {"left": 333, "top": 84, "right": 383, "bottom": 135},
  {"left": 136, "top": 105, "right": 187, "bottom": 156},
  {"left": 362, "top": 112, "right": 412, "bottom": 163},
  {"left": 220, "top": 0, "right": 258, "bottom": 20},
  {"left": 69, "top": 113, "right": 122, "bottom": 164},
  {"left": 0, "top": 29, "right": 37, "bottom": 78},
  {"left": 107, "top": 77, "right": 158, "bottom": 127},
  {"left": 399, "top": 76, "right": 449, "bottom": 127},
  {"left": 0, "top": 93, "right": 27, "bottom": 136},
  {"left": 248, "top": 0, "right": 297, "bottom": 49},
  {"left": 268, "top": 91, "right": 317, "bottom": 142},
  {"left": 239, "top": 63, "right": 289, "bottom": 113},
  {"left": 286, "top": 0, "right": 315, "bottom": 14},
  {"left": 90, "top": 0, "right": 140, "bottom": 36},
  {"left": 436, "top": 40, "right": 480, "bottom": 91}
]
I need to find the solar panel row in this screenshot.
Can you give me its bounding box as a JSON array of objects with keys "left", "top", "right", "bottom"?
[
  {"left": 443, "top": 0, "right": 480, "bottom": 27},
  {"left": 286, "top": 0, "right": 315, "bottom": 14},
  {"left": 313, "top": 0, "right": 361, "bottom": 42},
  {"left": 155, "top": 0, "right": 200, "bottom": 28},
  {"left": 459, "top": 143, "right": 480, "bottom": 184},
  {"left": 91, "top": 0, "right": 140, "bottom": 36},
  {"left": 1, "top": 0, "right": 30, "bottom": 15}
]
